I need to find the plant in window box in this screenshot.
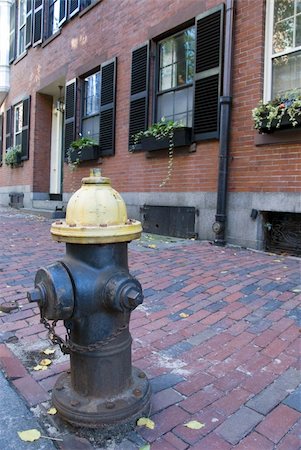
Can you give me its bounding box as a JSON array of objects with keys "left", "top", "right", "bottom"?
[
  {"left": 132, "top": 118, "right": 191, "bottom": 187},
  {"left": 5, "top": 145, "right": 22, "bottom": 168},
  {"left": 252, "top": 91, "right": 301, "bottom": 133},
  {"left": 67, "top": 136, "right": 100, "bottom": 170}
]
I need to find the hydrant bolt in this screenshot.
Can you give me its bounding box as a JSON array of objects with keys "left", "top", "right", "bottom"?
[{"left": 27, "top": 287, "right": 44, "bottom": 304}]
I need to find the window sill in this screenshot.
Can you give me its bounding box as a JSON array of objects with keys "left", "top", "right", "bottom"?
[
  {"left": 79, "top": 0, "right": 102, "bottom": 18},
  {"left": 13, "top": 51, "right": 28, "bottom": 65},
  {"left": 42, "top": 30, "right": 61, "bottom": 48}
]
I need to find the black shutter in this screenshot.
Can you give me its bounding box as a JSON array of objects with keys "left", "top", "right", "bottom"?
[
  {"left": 99, "top": 58, "right": 116, "bottom": 156},
  {"left": 33, "top": 0, "right": 43, "bottom": 45},
  {"left": 21, "top": 97, "right": 31, "bottom": 160},
  {"left": 59, "top": 0, "right": 67, "bottom": 25},
  {"left": 64, "top": 80, "right": 77, "bottom": 158},
  {"left": 69, "top": 0, "right": 80, "bottom": 17},
  {"left": 0, "top": 114, "right": 3, "bottom": 164},
  {"left": 128, "top": 43, "right": 149, "bottom": 149},
  {"left": 25, "top": 0, "right": 33, "bottom": 47},
  {"left": 9, "top": 1, "right": 16, "bottom": 63},
  {"left": 5, "top": 108, "right": 12, "bottom": 150},
  {"left": 193, "top": 4, "right": 224, "bottom": 140}
]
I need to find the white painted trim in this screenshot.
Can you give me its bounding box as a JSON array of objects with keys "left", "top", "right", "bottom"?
[{"left": 263, "top": 0, "right": 274, "bottom": 102}]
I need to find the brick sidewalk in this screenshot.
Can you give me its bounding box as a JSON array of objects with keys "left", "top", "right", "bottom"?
[{"left": 0, "top": 207, "right": 300, "bottom": 449}]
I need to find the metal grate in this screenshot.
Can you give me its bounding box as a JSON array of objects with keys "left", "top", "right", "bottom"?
[{"left": 264, "top": 212, "right": 301, "bottom": 256}]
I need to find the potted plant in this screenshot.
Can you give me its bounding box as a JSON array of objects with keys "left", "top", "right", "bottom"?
[
  {"left": 252, "top": 90, "right": 301, "bottom": 133},
  {"left": 132, "top": 118, "right": 192, "bottom": 187},
  {"left": 67, "top": 136, "right": 100, "bottom": 169},
  {"left": 5, "top": 145, "right": 22, "bottom": 168}
]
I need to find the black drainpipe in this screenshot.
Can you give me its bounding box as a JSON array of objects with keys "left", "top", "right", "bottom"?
[{"left": 213, "top": 0, "right": 235, "bottom": 246}]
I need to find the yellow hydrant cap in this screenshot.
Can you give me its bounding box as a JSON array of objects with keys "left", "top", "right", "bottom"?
[{"left": 51, "top": 169, "right": 142, "bottom": 244}]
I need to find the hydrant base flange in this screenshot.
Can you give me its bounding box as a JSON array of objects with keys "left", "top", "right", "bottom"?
[{"left": 52, "top": 366, "right": 151, "bottom": 428}]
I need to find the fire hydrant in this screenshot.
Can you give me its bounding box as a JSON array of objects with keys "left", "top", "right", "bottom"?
[{"left": 27, "top": 169, "right": 151, "bottom": 427}]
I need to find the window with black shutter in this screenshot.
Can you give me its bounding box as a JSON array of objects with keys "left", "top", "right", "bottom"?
[
  {"left": 0, "top": 114, "right": 3, "bottom": 164},
  {"left": 69, "top": 0, "right": 80, "bottom": 17},
  {"left": 21, "top": 97, "right": 30, "bottom": 160},
  {"left": 128, "top": 43, "right": 149, "bottom": 149},
  {"left": 59, "top": 0, "right": 67, "bottom": 26},
  {"left": 99, "top": 58, "right": 116, "bottom": 156},
  {"left": 64, "top": 79, "right": 77, "bottom": 158},
  {"left": 33, "top": 0, "right": 43, "bottom": 45},
  {"left": 9, "top": 1, "right": 16, "bottom": 63},
  {"left": 193, "top": 5, "right": 224, "bottom": 140},
  {"left": 25, "top": 0, "right": 32, "bottom": 48},
  {"left": 5, "top": 108, "right": 12, "bottom": 150}
]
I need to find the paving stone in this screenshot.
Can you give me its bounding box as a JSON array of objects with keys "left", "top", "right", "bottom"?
[
  {"left": 215, "top": 406, "right": 263, "bottom": 445},
  {"left": 246, "top": 367, "right": 300, "bottom": 414},
  {"left": 12, "top": 374, "right": 50, "bottom": 406},
  {"left": 190, "top": 433, "right": 232, "bottom": 449},
  {"left": 256, "top": 404, "right": 301, "bottom": 443},
  {"left": 233, "top": 431, "right": 274, "bottom": 450},
  {"left": 282, "top": 384, "right": 301, "bottom": 412},
  {"left": 187, "top": 328, "right": 218, "bottom": 346},
  {"left": 151, "top": 388, "right": 185, "bottom": 414},
  {"left": 160, "top": 341, "right": 193, "bottom": 358},
  {"left": 150, "top": 373, "right": 185, "bottom": 394}
]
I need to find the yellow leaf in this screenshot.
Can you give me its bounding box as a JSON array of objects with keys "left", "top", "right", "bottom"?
[
  {"left": 33, "top": 364, "right": 48, "bottom": 371},
  {"left": 40, "top": 358, "right": 52, "bottom": 366},
  {"left": 137, "top": 417, "right": 155, "bottom": 430},
  {"left": 184, "top": 420, "right": 205, "bottom": 430},
  {"left": 139, "top": 446, "right": 151, "bottom": 450},
  {"left": 18, "top": 429, "right": 41, "bottom": 442},
  {"left": 148, "top": 244, "right": 156, "bottom": 249},
  {"left": 179, "top": 313, "right": 189, "bottom": 318},
  {"left": 43, "top": 348, "right": 55, "bottom": 355},
  {"left": 47, "top": 407, "right": 57, "bottom": 415}
]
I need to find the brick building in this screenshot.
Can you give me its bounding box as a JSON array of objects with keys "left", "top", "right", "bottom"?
[{"left": 0, "top": 0, "right": 300, "bottom": 253}]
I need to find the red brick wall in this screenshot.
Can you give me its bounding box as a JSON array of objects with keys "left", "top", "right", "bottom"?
[{"left": 1, "top": 0, "right": 300, "bottom": 195}]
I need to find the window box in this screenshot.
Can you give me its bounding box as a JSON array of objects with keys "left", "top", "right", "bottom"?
[
  {"left": 68, "top": 144, "right": 101, "bottom": 163},
  {"left": 258, "top": 113, "right": 301, "bottom": 134},
  {"left": 140, "top": 127, "right": 192, "bottom": 152}
]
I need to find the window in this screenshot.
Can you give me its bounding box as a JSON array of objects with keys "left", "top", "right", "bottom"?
[
  {"left": 82, "top": 71, "right": 101, "bottom": 143},
  {"left": 48, "top": 0, "right": 60, "bottom": 36},
  {"left": 265, "top": 0, "right": 301, "bottom": 100},
  {"left": 157, "top": 27, "right": 195, "bottom": 127},
  {"left": 17, "top": 0, "right": 26, "bottom": 55},
  {"left": 5, "top": 97, "right": 30, "bottom": 160},
  {"left": 14, "top": 103, "right": 23, "bottom": 146},
  {"left": 64, "top": 59, "right": 116, "bottom": 158},
  {"left": 129, "top": 5, "right": 224, "bottom": 148}
]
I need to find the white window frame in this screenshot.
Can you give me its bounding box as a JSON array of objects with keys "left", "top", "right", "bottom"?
[
  {"left": 264, "top": 0, "right": 301, "bottom": 102},
  {"left": 17, "top": 0, "right": 27, "bottom": 56},
  {"left": 13, "top": 103, "right": 23, "bottom": 147}
]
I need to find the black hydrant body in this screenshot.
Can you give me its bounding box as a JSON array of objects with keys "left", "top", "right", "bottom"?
[{"left": 28, "top": 170, "right": 151, "bottom": 427}]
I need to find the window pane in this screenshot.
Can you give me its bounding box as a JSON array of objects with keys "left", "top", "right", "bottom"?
[
  {"left": 174, "top": 89, "right": 188, "bottom": 114},
  {"left": 84, "top": 72, "right": 100, "bottom": 116},
  {"left": 174, "top": 113, "right": 187, "bottom": 126},
  {"left": 157, "top": 92, "right": 173, "bottom": 120},
  {"left": 296, "top": 14, "right": 301, "bottom": 46},
  {"left": 273, "top": 17, "right": 294, "bottom": 53},
  {"left": 272, "top": 50, "right": 301, "bottom": 96},
  {"left": 160, "top": 66, "right": 172, "bottom": 91},
  {"left": 49, "top": 0, "right": 60, "bottom": 36},
  {"left": 297, "top": 0, "right": 301, "bottom": 14},
  {"left": 19, "top": 0, "right": 26, "bottom": 25},
  {"left": 160, "top": 40, "right": 173, "bottom": 68},
  {"left": 19, "top": 27, "right": 25, "bottom": 55},
  {"left": 82, "top": 116, "right": 99, "bottom": 143},
  {"left": 15, "top": 104, "right": 23, "bottom": 133},
  {"left": 274, "top": 0, "right": 294, "bottom": 22}
]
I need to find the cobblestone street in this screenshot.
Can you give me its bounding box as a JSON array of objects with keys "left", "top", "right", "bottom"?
[{"left": 0, "top": 207, "right": 300, "bottom": 449}]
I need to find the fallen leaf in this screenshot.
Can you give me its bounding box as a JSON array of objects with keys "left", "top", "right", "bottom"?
[
  {"left": 18, "top": 429, "right": 41, "bottom": 442},
  {"left": 139, "top": 445, "right": 151, "bottom": 450},
  {"left": 47, "top": 407, "right": 57, "bottom": 415},
  {"left": 40, "top": 358, "right": 52, "bottom": 366},
  {"left": 148, "top": 244, "right": 156, "bottom": 249},
  {"left": 184, "top": 420, "right": 205, "bottom": 430},
  {"left": 137, "top": 417, "right": 155, "bottom": 430},
  {"left": 43, "top": 348, "right": 55, "bottom": 355},
  {"left": 179, "top": 313, "right": 189, "bottom": 318},
  {"left": 33, "top": 364, "right": 48, "bottom": 371}
]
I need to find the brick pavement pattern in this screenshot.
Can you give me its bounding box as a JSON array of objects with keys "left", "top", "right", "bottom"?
[{"left": 0, "top": 208, "right": 300, "bottom": 449}]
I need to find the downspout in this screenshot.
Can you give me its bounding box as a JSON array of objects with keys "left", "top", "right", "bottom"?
[{"left": 213, "top": 0, "right": 235, "bottom": 246}]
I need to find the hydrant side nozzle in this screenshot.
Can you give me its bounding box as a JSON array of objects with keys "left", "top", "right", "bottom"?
[
  {"left": 122, "top": 287, "right": 143, "bottom": 310},
  {"left": 27, "top": 286, "right": 45, "bottom": 306}
]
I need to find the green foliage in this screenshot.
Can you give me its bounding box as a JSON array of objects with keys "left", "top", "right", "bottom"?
[
  {"left": 5, "top": 145, "right": 22, "bottom": 167},
  {"left": 132, "top": 118, "right": 184, "bottom": 187},
  {"left": 67, "top": 136, "right": 97, "bottom": 171},
  {"left": 252, "top": 90, "right": 301, "bottom": 131}
]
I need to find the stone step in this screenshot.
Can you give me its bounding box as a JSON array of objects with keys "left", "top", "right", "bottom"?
[{"left": 32, "top": 200, "right": 67, "bottom": 211}]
